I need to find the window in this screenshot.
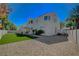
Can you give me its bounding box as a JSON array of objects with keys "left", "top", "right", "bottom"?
[{"left": 44, "top": 16, "right": 50, "bottom": 21}]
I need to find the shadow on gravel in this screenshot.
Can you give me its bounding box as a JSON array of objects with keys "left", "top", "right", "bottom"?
[
  {"left": 16, "top": 33, "right": 38, "bottom": 39},
  {"left": 34, "top": 35, "right": 68, "bottom": 44}
]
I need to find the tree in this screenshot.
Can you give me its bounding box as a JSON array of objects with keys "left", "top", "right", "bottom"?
[
  {"left": 0, "top": 4, "right": 10, "bottom": 30},
  {"left": 60, "top": 22, "right": 64, "bottom": 29},
  {"left": 8, "top": 22, "right": 17, "bottom": 30},
  {"left": 65, "top": 20, "right": 73, "bottom": 29},
  {"left": 0, "top": 4, "right": 16, "bottom": 30},
  {"left": 29, "top": 18, "right": 33, "bottom": 24},
  {"left": 66, "top": 5, "right": 79, "bottom": 44},
  {"left": 70, "top": 6, "right": 79, "bottom": 27},
  {"left": 70, "top": 6, "right": 79, "bottom": 44}
]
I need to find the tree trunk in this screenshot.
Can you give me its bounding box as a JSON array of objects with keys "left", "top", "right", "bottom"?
[{"left": 2, "top": 20, "right": 4, "bottom": 30}]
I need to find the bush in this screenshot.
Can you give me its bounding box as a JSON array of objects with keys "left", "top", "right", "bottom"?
[{"left": 35, "top": 29, "right": 44, "bottom": 35}]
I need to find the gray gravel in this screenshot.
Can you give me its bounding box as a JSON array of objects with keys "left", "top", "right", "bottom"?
[
  {"left": 0, "top": 35, "right": 79, "bottom": 56},
  {"left": 34, "top": 35, "right": 68, "bottom": 44}
]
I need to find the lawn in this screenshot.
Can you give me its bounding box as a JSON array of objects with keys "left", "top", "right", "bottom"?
[{"left": 0, "top": 33, "right": 32, "bottom": 45}]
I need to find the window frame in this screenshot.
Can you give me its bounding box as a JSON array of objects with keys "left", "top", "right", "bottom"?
[{"left": 44, "top": 16, "right": 50, "bottom": 21}]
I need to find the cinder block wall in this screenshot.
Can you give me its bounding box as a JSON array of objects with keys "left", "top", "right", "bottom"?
[
  {"left": 67, "top": 30, "right": 79, "bottom": 48},
  {"left": 0, "top": 30, "right": 7, "bottom": 39}
]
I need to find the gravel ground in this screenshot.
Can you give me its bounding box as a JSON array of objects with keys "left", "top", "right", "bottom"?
[
  {"left": 34, "top": 35, "right": 68, "bottom": 44},
  {"left": 0, "top": 36, "right": 79, "bottom": 56},
  {"left": 0, "top": 40, "right": 78, "bottom": 56}
]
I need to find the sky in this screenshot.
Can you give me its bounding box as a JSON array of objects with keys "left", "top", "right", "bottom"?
[{"left": 8, "top": 3, "right": 78, "bottom": 26}]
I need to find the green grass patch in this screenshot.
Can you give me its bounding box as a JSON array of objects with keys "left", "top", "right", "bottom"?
[{"left": 0, "top": 33, "right": 32, "bottom": 45}]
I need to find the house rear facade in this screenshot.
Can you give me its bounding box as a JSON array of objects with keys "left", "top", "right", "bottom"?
[{"left": 23, "top": 13, "right": 60, "bottom": 36}]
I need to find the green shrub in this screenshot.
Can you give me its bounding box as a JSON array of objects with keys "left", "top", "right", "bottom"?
[{"left": 36, "top": 29, "right": 44, "bottom": 35}]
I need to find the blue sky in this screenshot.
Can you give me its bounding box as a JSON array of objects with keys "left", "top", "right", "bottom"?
[{"left": 8, "top": 3, "right": 78, "bottom": 26}]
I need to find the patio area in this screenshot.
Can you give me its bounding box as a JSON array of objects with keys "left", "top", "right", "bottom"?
[{"left": 0, "top": 35, "right": 78, "bottom": 56}]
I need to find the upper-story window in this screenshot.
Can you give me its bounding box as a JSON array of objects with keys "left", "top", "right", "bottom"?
[{"left": 44, "top": 16, "right": 50, "bottom": 21}]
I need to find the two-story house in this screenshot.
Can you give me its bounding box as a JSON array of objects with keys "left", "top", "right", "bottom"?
[{"left": 23, "top": 13, "right": 60, "bottom": 36}]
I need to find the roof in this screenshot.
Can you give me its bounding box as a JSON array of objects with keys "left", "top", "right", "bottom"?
[{"left": 38, "top": 12, "right": 56, "bottom": 18}]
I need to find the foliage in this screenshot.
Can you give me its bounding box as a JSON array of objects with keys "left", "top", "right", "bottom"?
[
  {"left": 29, "top": 18, "right": 33, "bottom": 24},
  {"left": 0, "top": 4, "right": 10, "bottom": 29},
  {"left": 35, "top": 29, "right": 44, "bottom": 35},
  {"left": 9, "top": 23, "right": 17, "bottom": 30},
  {"left": 0, "top": 4, "right": 17, "bottom": 30},
  {"left": 70, "top": 6, "right": 79, "bottom": 21},
  {"left": 65, "top": 5, "right": 79, "bottom": 29},
  {"left": 65, "top": 21, "right": 74, "bottom": 27}
]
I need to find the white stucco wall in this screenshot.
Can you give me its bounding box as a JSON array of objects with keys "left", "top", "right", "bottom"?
[{"left": 34, "top": 13, "right": 60, "bottom": 36}]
